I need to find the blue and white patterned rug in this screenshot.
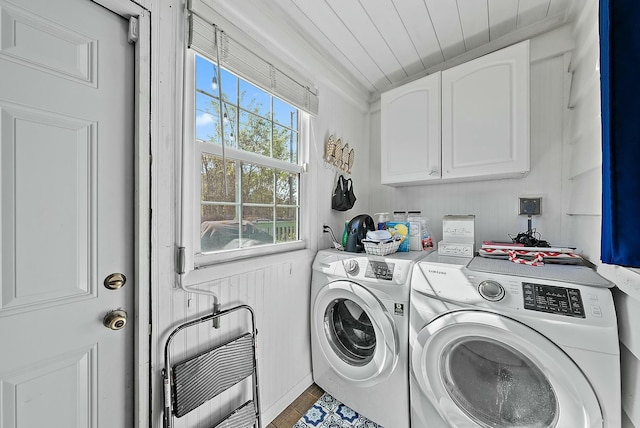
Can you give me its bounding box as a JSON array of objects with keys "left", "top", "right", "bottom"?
[{"left": 294, "top": 392, "right": 383, "bottom": 428}]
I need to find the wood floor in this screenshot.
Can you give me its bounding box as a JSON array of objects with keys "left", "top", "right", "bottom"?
[{"left": 267, "top": 383, "right": 325, "bottom": 427}]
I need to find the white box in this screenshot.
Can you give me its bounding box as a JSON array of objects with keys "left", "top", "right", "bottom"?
[
  {"left": 442, "top": 215, "right": 475, "bottom": 243},
  {"left": 438, "top": 241, "right": 475, "bottom": 257}
]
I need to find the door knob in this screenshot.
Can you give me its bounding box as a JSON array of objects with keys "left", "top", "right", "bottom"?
[
  {"left": 103, "top": 309, "right": 127, "bottom": 330},
  {"left": 104, "top": 273, "right": 126, "bottom": 290}
]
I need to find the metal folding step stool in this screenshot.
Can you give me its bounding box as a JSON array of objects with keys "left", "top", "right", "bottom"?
[{"left": 163, "top": 304, "right": 261, "bottom": 428}]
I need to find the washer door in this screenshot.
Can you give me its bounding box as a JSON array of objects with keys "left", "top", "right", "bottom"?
[
  {"left": 313, "top": 280, "right": 398, "bottom": 386},
  {"left": 412, "top": 310, "right": 602, "bottom": 428}
]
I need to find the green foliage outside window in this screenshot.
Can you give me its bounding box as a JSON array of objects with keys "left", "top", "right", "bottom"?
[{"left": 195, "top": 54, "right": 299, "bottom": 252}]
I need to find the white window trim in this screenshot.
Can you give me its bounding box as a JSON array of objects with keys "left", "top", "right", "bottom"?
[
  {"left": 197, "top": 143, "right": 303, "bottom": 173},
  {"left": 181, "top": 49, "right": 309, "bottom": 272}
]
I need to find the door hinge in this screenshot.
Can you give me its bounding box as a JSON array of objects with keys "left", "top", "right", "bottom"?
[{"left": 128, "top": 16, "right": 139, "bottom": 44}]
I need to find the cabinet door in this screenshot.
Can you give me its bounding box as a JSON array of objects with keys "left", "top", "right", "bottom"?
[
  {"left": 381, "top": 72, "right": 441, "bottom": 186},
  {"left": 442, "top": 40, "right": 529, "bottom": 180}
]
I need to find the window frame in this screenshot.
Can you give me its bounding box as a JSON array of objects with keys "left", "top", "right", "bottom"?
[{"left": 182, "top": 49, "right": 307, "bottom": 269}]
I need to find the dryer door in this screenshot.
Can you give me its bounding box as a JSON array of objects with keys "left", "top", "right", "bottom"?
[
  {"left": 313, "top": 280, "right": 398, "bottom": 386},
  {"left": 412, "top": 310, "right": 602, "bottom": 428}
]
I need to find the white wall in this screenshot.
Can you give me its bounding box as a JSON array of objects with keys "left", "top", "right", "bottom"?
[
  {"left": 150, "top": 2, "right": 371, "bottom": 426},
  {"left": 368, "top": 5, "right": 640, "bottom": 425},
  {"left": 311, "top": 86, "right": 372, "bottom": 252},
  {"left": 563, "top": 0, "right": 603, "bottom": 262},
  {"left": 564, "top": 1, "right": 640, "bottom": 426},
  {"left": 368, "top": 31, "right": 572, "bottom": 251},
  {"left": 148, "top": 1, "right": 640, "bottom": 426}
]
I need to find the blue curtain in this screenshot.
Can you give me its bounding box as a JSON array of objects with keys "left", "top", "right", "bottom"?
[{"left": 600, "top": 0, "right": 640, "bottom": 267}]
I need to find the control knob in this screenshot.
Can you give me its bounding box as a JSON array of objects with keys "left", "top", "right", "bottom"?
[
  {"left": 478, "top": 280, "right": 505, "bottom": 302},
  {"left": 345, "top": 259, "right": 359, "bottom": 275}
]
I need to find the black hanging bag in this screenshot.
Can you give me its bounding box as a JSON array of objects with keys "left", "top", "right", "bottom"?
[{"left": 331, "top": 175, "right": 357, "bottom": 211}]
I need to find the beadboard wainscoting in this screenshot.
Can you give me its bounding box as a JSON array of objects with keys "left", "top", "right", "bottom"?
[{"left": 157, "top": 251, "right": 314, "bottom": 428}]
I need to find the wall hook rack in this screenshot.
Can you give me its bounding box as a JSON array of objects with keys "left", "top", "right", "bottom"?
[{"left": 324, "top": 134, "right": 354, "bottom": 174}]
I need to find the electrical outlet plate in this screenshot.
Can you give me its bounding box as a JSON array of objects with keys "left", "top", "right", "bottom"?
[{"left": 519, "top": 197, "right": 542, "bottom": 216}]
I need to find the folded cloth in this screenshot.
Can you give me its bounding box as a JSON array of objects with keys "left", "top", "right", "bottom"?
[
  {"left": 478, "top": 247, "right": 584, "bottom": 265},
  {"left": 366, "top": 230, "right": 392, "bottom": 242}
]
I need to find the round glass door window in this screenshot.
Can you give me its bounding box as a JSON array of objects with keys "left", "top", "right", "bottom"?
[
  {"left": 324, "top": 298, "right": 376, "bottom": 366},
  {"left": 442, "top": 337, "right": 558, "bottom": 427}
]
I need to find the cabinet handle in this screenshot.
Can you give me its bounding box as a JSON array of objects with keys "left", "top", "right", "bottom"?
[{"left": 429, "top": 168, "right": 439, "bottom": 176}]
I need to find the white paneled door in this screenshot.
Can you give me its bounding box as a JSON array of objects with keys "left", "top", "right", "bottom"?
[{"left": 0, "top": 0, "right": 134, "bottom": 426}]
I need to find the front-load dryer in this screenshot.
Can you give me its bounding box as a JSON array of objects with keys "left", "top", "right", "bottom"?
[
  {"left": 409, "top": 252, "right": 621, "bottom": 428},
  {"left": 311, "top": 248, "right": 430, "bottom": 428}
]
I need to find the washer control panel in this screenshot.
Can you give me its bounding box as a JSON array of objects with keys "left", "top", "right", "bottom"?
[
  {"left": 365, "top": 261, "right": 395, "bottom": 281},
  {"left": 522, "top": 282, "right": 585, "bottom": 318}
]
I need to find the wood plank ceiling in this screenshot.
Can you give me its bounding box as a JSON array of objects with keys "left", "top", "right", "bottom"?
[{"left": 267, "top": 0, "right": 576, "bottom": 96}]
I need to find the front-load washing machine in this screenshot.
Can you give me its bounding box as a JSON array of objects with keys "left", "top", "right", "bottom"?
[
  {"left": 409, "top": 252, "right": 621, "bottom": 428},
  {"left": 311, "top": 248, "right": 430, "bottom": 428}
]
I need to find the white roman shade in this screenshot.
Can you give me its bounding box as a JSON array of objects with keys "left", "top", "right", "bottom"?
[{"left": 187, "top": 0, "right": 319, "bottom": 115}]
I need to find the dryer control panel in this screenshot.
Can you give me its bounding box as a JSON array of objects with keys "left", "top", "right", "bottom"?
[{"left": 522, "top": 282, "right": 585, "bottom": 318}]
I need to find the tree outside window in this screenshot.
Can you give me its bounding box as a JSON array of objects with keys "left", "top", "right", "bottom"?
[{"left": 195, "top": 54, "right": 300, "bottom": 253}]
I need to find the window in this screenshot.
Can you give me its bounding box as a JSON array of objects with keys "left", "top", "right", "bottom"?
[
  {"left": 182, "top": 7, "right": 318, "bottom": 268},
  {"left": 192, "top": 53, "right": 303, "bottom": 259}
]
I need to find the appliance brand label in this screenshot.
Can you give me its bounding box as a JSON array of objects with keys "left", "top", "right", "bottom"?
[
  {"left": 394, "top": 303, "right": 404, "bottom": 316},
  {"left": 428, "top": 269, "right": 447, "bottom": 276}
]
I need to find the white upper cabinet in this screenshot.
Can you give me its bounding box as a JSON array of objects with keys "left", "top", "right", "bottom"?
[
  {"left": 441, "top": 40, "right": 530, "bottom": 180},
  {"left": 380, "top": 40, "right": 530, "bottom": 186},
  {"left": 381, "top": 72, "right": 441, "bottom": 185}
]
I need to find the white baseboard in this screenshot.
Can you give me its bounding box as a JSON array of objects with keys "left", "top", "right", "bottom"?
[{"left": 261, "top": 373, "right": 314, "bottom": 425}]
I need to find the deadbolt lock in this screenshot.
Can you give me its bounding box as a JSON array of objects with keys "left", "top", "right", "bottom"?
[
  {"left": 103, "top": 309, "right": 127, "bottom": 330},
  {"left": 104, "top": 273, "right": 126, "bottom": 290}
]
